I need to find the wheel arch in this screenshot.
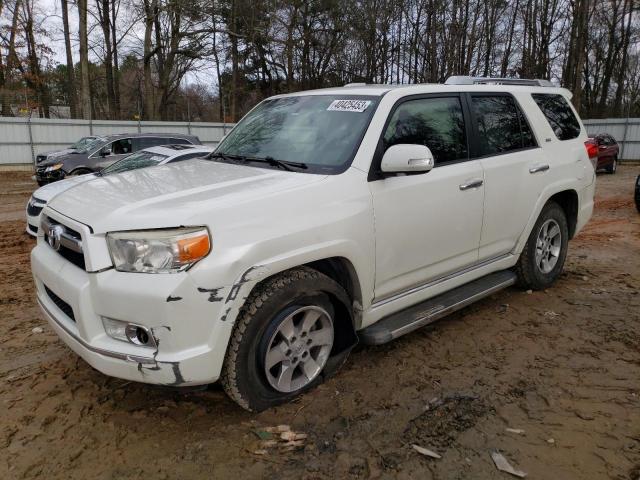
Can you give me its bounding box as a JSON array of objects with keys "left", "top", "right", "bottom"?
[
  {"left": 515, "top": 186, "right": 580, "bottom": 254},
  {"left": 231, "top": 256, "right": 363, "bottom": 367},
  {"left": 69, "top": 166, "right": 94, "bottom": 175},
  {"left": 548, "top": 189, "right": 579, "bottom": 239}
]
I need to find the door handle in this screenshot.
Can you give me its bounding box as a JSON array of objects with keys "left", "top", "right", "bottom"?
[
  {"left": 459, "top": 179, "right": 483, "bottom": 190},
  {"left": 529, "top": 164, "right": 550, "bottom": 174}
]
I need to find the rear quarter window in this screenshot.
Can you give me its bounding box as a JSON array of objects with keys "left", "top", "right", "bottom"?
[{"left": 531, "top": 94, "right": 581, "bottom": 141}]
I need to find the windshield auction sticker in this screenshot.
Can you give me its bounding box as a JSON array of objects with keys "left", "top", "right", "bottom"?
[{"left": 327, "top": 99, "right": 372, "bottom": 113}]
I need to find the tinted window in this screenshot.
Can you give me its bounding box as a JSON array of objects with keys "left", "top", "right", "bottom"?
[
  {"left": 532, "top": 94, "right": 581, "bottom": 140},
  {"left": 383, "top": 97, "right": 467, "bottom": 165},
  {"left": 136, "top": 137, "right": 166, "bottom": 150},
  {"left": 471, "top": 95, "right": 536, "bottom": 156},
  {"left": 111, "top": 138, "right": 132, "bottom": 155}
]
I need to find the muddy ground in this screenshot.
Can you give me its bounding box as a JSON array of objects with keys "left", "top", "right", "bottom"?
[{"left": 1, "top": 167, "right": 639, "bottom": 480}]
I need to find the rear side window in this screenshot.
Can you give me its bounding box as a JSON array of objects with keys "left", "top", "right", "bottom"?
[
  {"left": 383, "top": 96, "right": 468, "bottom": 165},
  {"left": 470, "top": 95, "right": 537, "bottom": 156},
  {"left": 531, "top": 94, "right": 581, "bottom": 140}
]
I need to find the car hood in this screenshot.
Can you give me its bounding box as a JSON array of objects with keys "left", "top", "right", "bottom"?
[
  {"left": 48, "top": 159, "right": 327, "bottom": 233},
  {"left": 37, "top": 148, "right": 74, "bottom": 160},
  {"left": 32, "top": 173, "right": 97, "bottom": 202},
  {"left": 38, "top": 150, "right": 88, "bottom": 167}
]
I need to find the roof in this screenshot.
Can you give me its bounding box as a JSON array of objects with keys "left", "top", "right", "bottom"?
[
  {"left": 272, "top": 81, "right": 571, "bottom": 99},
  {"left": 102, "top": 132, "right": 200, "bottom": 141}
]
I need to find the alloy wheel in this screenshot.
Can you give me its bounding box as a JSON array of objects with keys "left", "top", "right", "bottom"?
[
  {"left": 264, "top": 306, "right": 334, "bottom": 393},
  {"left": 535, "top": 219, "right": 562, "bottom": 274}
]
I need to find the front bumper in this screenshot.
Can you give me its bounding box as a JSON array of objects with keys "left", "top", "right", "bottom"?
[
  {"left": 31, "top": 238, "right": 241, "bottom": 386},
  {"left": 35, "top": 168, "right": 66, "bottom": 184}
]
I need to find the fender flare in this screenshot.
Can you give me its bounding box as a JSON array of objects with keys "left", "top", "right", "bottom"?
[{"left": 513, "top": 181, "right": 579, "bottom": 255}]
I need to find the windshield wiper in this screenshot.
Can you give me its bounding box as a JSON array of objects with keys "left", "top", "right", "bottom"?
[
  {"left": 244, "top": 156, "right": 308, "bottom": 171},
  {"left": 207, "top": 151, "right": 245, "bottom": 162},
  {"left": 207, "top": 152, "right": 307, "bottom": 171}
]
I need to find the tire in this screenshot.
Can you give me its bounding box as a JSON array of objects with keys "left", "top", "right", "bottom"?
[
  {"left": 606, "top": 156, "right": 617, "bottom": 174},
  {"left": 515, "top": 201, "right": 569, "bottom": 290},
  {"left": 221, "top": 266, "right": 351, "bottom": 412}
]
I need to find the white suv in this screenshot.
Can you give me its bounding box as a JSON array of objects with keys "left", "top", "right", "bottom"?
[{"left": 31, "top": 77, "right": 595, "bottom": 411}]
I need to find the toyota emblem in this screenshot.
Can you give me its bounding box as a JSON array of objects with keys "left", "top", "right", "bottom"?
[{"left": 47, "top": 225, "right": 65, "bottom": 251}]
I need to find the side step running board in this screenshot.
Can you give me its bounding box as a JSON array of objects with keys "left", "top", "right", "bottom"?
[{"left": 359, "top": 270, "right": 517, "bottom": 345}]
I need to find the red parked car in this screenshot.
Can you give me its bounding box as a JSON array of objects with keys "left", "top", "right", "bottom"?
[{"left": 588, "top": 133, "right": 620, "bottom": 174}]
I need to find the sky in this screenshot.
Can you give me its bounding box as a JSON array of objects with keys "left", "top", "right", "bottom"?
[{"left": 37, "top": 0, "right": 216, "bottom": 87}]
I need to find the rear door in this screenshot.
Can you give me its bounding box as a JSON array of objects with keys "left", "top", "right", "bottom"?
[
  {"left": 467, "top": 93, "right": 547, "bottom": 261},
  {"left": 369, "top": 94, "right": 485, "bottom": 301}
]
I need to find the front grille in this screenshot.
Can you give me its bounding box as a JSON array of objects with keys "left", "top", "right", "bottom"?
[
  {"left": 44, "top": 285, "right": 75, "bottom": 321},
  {"left": 43, "top": 217, "right": 86, "bottom": 270}
]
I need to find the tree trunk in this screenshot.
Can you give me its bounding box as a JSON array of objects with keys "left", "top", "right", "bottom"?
[
  {"left": 61, "top": 0, "right": 77, "bottom": 118},
  {"left": 98, "top": 0, "right": 117, "bottom": 119},
  {"left": 111, "top": 0, "right": 121, "bottom": 117},
  {"left": 142, "top": 0, "right": 156, "bottom": 120},
  {"left": 78, "top": 0, "right": 92, "bottom": 120}
]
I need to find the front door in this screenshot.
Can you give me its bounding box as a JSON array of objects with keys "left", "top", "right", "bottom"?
[
  {"left": 93, "top": 138, "right": 133, "bottom": 169},
  {"left": 369, "top": 95, "right": 485, "bottom": 302}
]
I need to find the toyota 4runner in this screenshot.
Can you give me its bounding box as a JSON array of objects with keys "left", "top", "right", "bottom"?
[{"left": 32, "top": 77, "right": 596, "bottom": 411}]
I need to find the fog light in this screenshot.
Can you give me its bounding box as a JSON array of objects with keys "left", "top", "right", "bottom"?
[{"left": 102, "top": 317, "right": 156, "bottom": 348}]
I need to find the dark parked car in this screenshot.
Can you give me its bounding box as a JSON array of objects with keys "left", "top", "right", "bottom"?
[
  {"left": 35, "top": 133, "right": 202, "bottom": 185},
  {"left": 588, "top": 133, "right": 619, "bottom": 174},
  {"left": 635, "top": 174, "right": 640, "bottom": 213}
]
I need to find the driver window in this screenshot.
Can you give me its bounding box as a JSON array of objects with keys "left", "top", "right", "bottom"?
[
  {"left": 383, "top": 97, "right": 468, "bottom": 165},
  {"left": 112, "top": 138, "right": 132, "bottom": 155}
]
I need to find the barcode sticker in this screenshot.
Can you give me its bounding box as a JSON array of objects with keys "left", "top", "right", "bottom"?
[{"left": 327, "top": 99, "right": 371, "bottom": 113}]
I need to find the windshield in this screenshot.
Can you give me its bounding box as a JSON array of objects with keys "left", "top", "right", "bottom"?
[
  {"left": 101, "top": 151, "right": 169, "bottom": 175},
  {"left": 77, "top": 137, "right": 108, "bottom": 154},
  {"left": 69, "top": 136, "right": 95, "bottom": 150},
  {"left": 214, "top": 95, "right": 380, "bottom": 173}
]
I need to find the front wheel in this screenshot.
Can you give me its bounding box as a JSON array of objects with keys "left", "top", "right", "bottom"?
[
  {"left": 515, "top": 201, "right": 569, "bottom": 290},
  {"left": 221, "top": 267, "right": 348, "bottom": 412},
  {"left": 69, "top": 168, "right": 93, "bottom": 176},
  {"left": 606, "top": 156, "right": 617, "bottom": 174}
]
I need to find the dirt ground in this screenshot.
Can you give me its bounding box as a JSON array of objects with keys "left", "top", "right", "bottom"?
[{"left": 1, "top": 166, "right": 639, "bottom": 480}]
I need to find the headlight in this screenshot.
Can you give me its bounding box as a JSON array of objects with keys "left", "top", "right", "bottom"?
[
  {"left": 44, "top": 163, "right": 63, "bottom": 172},
  {"left": 106, "top": 227, "right": 210, "bottom": 273}
]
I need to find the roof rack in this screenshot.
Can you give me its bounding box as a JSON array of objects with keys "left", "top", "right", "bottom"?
[{"left": 445, "top": 76, "right": 554, "bottom": 87}]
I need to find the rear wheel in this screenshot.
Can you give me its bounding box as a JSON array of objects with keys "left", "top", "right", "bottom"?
[
  {"left": 515, "top": 202, "right": 569, "bottom": 290},
  {"left": 606, "top": 156, "right": 617, "bottom": 174},
  {"left": 221, "top": 267, "right": 349, "bottom": 411}
]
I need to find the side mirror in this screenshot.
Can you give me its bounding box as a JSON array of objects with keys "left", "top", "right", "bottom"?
[
  {"left": 100, "top": 147, "right": 112, "bottom": 157},
  {"left": 380, "top": 144, "right": 434, "bottom": 174}
]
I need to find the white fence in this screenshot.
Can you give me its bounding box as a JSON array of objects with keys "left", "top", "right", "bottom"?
[
  {"left": 1, "top": 116, "right": 638, "bottom": 169},
  {"left": 0, "top": 117, "right": 234, "bottom": 168},
  {"left": 583, "top": 118, "right": 639, "bottom": 160}
]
